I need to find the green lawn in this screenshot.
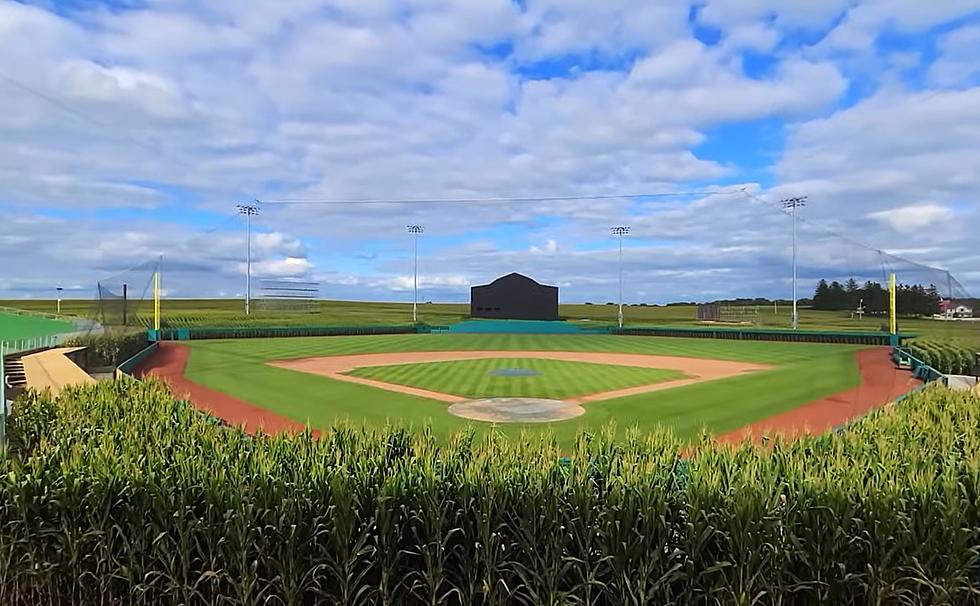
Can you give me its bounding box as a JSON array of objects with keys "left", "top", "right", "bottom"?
[
  {"left": 0, "top": 312, "right": 75, "bottom": 341},
  {"left": 184, "top": 333, "right": 865, "bottom": 444},
  {"left": 346, "top": 358, "right": 686, "bottom": 399},
  {"left": 3, "top": 298, "right": 976, "bottom": 346}
]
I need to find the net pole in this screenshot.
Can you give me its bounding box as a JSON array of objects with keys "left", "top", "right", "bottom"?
[{"left": 122, "top": 283, "right": 128, "bottom": 327}]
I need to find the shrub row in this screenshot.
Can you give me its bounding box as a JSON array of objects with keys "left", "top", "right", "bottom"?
[
  {"left": 2, "top": 381, "right": 980, "bottom": 605},
  {"left": 906, "top": 337, "right": 977, "bottom": 375},
  {"left": 63, "top": 331, "right": 149, "bottom": 368}
]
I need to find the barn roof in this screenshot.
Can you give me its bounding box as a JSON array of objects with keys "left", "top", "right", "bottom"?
[{"left": 476, "top": 273, "right": 555, "bottom": 288}]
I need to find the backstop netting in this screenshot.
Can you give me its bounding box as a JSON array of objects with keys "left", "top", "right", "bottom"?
[{"left": 95, "top": 258, "right": 160, "bottom": 330}]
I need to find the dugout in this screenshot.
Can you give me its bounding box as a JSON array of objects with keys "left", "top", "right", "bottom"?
[{"left": 470, "top": 273, "right": 559, "bottom": 321}]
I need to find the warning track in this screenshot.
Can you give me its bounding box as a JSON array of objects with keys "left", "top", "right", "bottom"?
[{"left": 135, "top": 342, "right": 313, "bottom": 436}]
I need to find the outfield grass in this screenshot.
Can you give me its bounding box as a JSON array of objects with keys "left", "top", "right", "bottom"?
[
  {"left": 4, "top": 298, "right": 976, "bottom": 345},
  {"left": 184, "top": 333, "right": 864, "bottom": 444},
  {"left": 346, "top": 358, "right": 686, "bottom": 399},
  {"left": 0, "top": 312, "right": 75, "bottom": 341}
]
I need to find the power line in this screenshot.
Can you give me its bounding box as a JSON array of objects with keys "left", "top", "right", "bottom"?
[
  {"left": 0, "top": 69, "right": 207, "bottom": 178},
  {"left": 740, "top": 189, "right": 955, "bottom": 275},
  {"left": 259, "top": 190, "right": 741, "bottom": 206}
]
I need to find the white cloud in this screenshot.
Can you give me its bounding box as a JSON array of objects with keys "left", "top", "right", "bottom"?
[
  {"left": 868, "top": 204, "right": 955, "bottom": 232},
  {"left": 249, "top": 257, "right": 314, "bottom": 278},
  {"left": 0, "top": 0, "right": 978, "bottom": 301},
  {"left": 386, "top": 275, "right": 471, "bottom": 291},
  {"left": 698, "top": 0, "right": 851, "bottom": 31},
  {"left": 928, "top": 25, "right": 980, "bottom": 87},
  {"left": 817, "top": 0, "right": 980, "bottom": 53},
  {"left": 530, "top": 239, "right": 559, "bottom": 255}
]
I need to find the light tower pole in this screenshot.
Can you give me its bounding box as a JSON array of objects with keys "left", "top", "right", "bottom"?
[
  {"left": 407, "top": 225, "right": 424, "bottom": 323},
  {"left": 237, "top": 203, "right": 260, "bottom": 315},
  {"left": 610, "top": 226, "right": 630, "bottom": 329},
  {"left": 781, "top": 196, "right": 807, "bottom": 330}
]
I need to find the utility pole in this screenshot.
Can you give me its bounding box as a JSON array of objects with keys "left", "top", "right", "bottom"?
[
  {"left": 781, "top": 196, "right": 807, "bottom": 330},
  {"left": 237, "top": 203, "right": 260, "bottom": 315},
  {"left": 610, "top": 226, "right": 630, "bottom": 329},
  {"left": 407, "top": 225, "right": 424, "bottom": 323}
]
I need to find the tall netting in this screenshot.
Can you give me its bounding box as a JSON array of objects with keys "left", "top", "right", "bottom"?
[{"left": 95, "top": 258, "right": 161, "bottom": 330}]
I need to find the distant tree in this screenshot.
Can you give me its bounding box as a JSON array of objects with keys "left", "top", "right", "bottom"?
[
  {"left": 828, "top": 281, "right": 847, "bottom": 310},
  {"left": 863, "top": 281, "right": 888, "bottom": 314},
  {"left": 812, "top": 280, "right": 831, "bottom": 310},
  {"left": 845, "top": 278, "right": 860, "bottom": 310}
]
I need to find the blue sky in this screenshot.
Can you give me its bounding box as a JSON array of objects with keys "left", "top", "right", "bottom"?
[{"left": 1, "top": 0, "right": 979, "bottom": 303}]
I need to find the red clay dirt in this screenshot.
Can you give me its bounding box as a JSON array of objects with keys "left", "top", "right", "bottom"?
[
  {"left": 135, "top": 342, "right": 314, "bottom": 436},
  {"left": 715, "top": 347, "right": 919, "bottom": 444}
]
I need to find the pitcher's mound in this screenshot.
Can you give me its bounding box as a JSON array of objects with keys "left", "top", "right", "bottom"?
[{"left": 449, "top": 397, "right": 585, "bottom": 423}]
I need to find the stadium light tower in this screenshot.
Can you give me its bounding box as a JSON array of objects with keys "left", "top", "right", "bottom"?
[
  {"left": 237, "top": 203, "right": 260, "bottom": 315},
  {"left": 407, "top": 225, "right": 424, "bottom": 323},
  {"left": 781, "top": 196, "right": 807, "bottom": 330},
  {"left": 610, "top": 226, "right": 630, "bottom": 329}
]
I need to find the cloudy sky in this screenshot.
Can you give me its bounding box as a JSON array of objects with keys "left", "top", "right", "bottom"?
[{"left": 1, "top": 0, "right": 978, "bottom": 304}]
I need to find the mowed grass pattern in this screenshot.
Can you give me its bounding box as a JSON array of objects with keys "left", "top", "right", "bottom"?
[
  {"left": 346, "top": 358, "right": 686, "bottom": 399},
  {"left": 184, "top": 334, "right": 866, "bottom": 444}
]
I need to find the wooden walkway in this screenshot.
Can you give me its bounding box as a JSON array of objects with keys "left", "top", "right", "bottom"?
[{"left": 22, "top": 347, "right": 94, "bottom": 396}]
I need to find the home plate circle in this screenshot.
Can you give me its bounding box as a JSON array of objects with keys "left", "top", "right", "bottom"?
[{"left": 449, "top": 397, "right": 585, "bottom": 423}]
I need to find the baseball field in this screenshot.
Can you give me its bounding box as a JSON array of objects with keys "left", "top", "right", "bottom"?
[{"left": 132, "top": 332, "right": 920, "bottom": 444}]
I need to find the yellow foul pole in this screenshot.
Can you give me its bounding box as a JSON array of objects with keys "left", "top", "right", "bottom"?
[
  {"left": 154, "top": 271, "right": 161, "bottom": 331},
  {"left": 889, "top": 273, "right": 897, "bottom": 336}
]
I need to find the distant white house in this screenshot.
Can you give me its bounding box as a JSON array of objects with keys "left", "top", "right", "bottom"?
[
  {"left": 940, "top": 299, "right": 976, "bottom": 318},
  {"left": 953, "top": 304, "right": 974, "bottom": 317}
]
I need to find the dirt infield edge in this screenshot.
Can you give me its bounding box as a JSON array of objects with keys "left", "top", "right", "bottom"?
[
  {"left": 269, "top": 350, "right": 769, "bottom": 405},
  {"left": 715, "top": 347, "right": 920, "bottom": 444},
  {"left": 134, "top": 342, "right": 314, "bottom": 436}
]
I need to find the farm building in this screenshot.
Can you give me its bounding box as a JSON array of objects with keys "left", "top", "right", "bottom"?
[
  {"left": 940, "top": 299, "right": 977, "bottom": 318},
  {"left": 470, "top": 273, "right": 559, "bottom": 320}
]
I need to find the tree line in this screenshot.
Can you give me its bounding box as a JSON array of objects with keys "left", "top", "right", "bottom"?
[{"left": 811, "top": 278, "right": 941, "bottom": 317}]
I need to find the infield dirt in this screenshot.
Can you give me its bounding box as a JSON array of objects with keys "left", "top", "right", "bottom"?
[{"left": 269, "top": 350, "right": 771, "bottom": 404}]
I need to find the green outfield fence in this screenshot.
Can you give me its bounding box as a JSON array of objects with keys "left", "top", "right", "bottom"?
[
  {"left": 826, "top": 344, "right": 949, "bottom": 437},
  {"left": 892, "top": 345, "right": 946, "bottom": 383},
  {"left": 114, "top": 341, "right": 160, "bottom": 380},
  {"left": 615, "top": 325, "right": 913, "bottom": 345},
  {"left": 149, "top": 324, "right": 426, "bottom": 341}
]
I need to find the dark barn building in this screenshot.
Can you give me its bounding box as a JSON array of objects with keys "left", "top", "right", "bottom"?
[{"left": 470, "top": 273, "right": 559, "bottom": 320}]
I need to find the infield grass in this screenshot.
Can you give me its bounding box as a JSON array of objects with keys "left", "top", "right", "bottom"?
[
  {"left": 346, "top": 358, "right": 686, "bottom": 399},
  {"left": 184, "top": 333, "right": 866, "bottom": 444}
]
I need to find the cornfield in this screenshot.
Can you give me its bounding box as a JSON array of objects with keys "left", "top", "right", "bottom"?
[
  {"left": 906, "top": 337, "right": 977, "bottom": 375},
  {"left": 2, "top": 380, "right": 979, "bottom": 605}
]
